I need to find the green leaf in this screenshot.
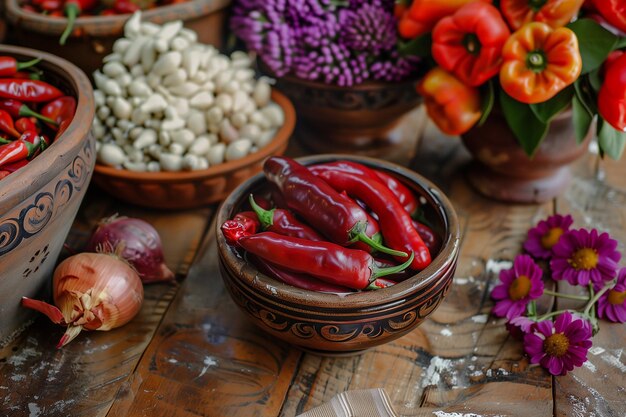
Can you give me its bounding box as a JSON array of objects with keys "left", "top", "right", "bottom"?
[
  {"left": 598, "top": 118, "right": 626, "bottom": 160},
  {"left": 567, "top": 19, "right": 618, "bottom": 74},
  {"left": 572, "top": 94, "right": 593, "bottom": 144},
  {"left": 477, "top": 80, "right": 495, "bottom": 127},
  {"left": 574, "top": 77, "right": 597, "bottom": 115},
  {"left": 499, "top": 89, "right": 549, "bottom": 157},
  {"left": 398, "top": 34, "right": 432, "bottom": 58},
  {"left": 588, "top": 67, "right": 603, "bottom": 92},
  {"left": 615, "top": 37, "right": 626, "bottom": 49},
  {"left": 530, "top": 86, "right": 574, "bottom": 123}
]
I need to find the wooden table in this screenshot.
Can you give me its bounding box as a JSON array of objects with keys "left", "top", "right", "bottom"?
[{"left": 1, "top": 114, "right": 625, "bottom": 417}]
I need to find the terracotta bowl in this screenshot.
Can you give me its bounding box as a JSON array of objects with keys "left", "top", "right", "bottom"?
[
  {"left": 91, "top": 90, "right": 295, "bottom": 210},
  {"left": 0, "top": 45, "right": 95, "bottom": 347},
  {"left": 5, "top": 0, "right": 232, "bottom": 78},
  {"left": 216, "top": 154, "right": 460, "bottom": 355}
]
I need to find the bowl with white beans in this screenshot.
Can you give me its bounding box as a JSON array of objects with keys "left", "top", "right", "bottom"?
[{"left": 90, "top": 13, "right": 296, "bottom": 210}]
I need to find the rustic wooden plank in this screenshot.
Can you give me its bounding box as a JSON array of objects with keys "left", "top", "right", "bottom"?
[
  {"left": 106, "top": 220, "right": 302, "bottom": 417},
  {"left": 553, "top": 154, "right": 626, "bottom": 417},
  {"left": 279, "top": 124, "right": 555, "bottom": 417},
  {"left": 0, "top": 189, "right": 210, "bottom": 417}
]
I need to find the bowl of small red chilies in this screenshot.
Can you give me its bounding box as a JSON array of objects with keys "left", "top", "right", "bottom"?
[{"left": 217, "top": 154, "right": 461, "bottom": 355}]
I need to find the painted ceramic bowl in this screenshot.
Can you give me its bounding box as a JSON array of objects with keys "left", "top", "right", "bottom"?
[
  {"left": 91, "top": 90, "right": 295, "bottom": 210},
  {"left": 216, "top": 154, "right": 460, "bottom": 355},
  {"left": 5, "top": 0, "right": 231, "bottom": 77},
  {"left": 0, "top": 45, "right": 95, "bottom": 346}
]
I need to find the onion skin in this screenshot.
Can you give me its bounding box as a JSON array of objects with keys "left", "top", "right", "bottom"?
[
  {"left": 22, "top": 252, "right": 144, "bottom": 348},
  {"left": 86, "top": 216, "right": 175, "bottom": 284}
]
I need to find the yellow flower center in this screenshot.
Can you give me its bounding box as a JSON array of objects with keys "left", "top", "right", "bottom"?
[
  {"left": 543, "top": 333, "right": 570, "bottom": 357},
  {"left": 541, "top": 227, "right": 563, "bottom": 250},
  {"left": 508, "top": 275, "right": 531, "bottom": 301},
  {"left": 607, "top": 289, "right": 626, "bottom": 306},
  {"left": 569, "top": 248, "right": 599, "bottom": 270}
]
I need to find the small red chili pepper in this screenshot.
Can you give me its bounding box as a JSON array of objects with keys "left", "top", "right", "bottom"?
[
  {"left": 0, "top": 57, "right": 42, "bottom": 78},
  {"left": 1, "top": 158, "right": 29, "bottom": 173},
  {"left": 249, "top": 195, "right": 324, "bottom": 241},
  {"left": 373, "top": 257, "right": 412, "bottom": 282},
  {"left": 233, "top": 211, "right": 260, "bottom": 233},
  {"left": 55, "top": 119, "right": 72, "bottom": 140},
  {"left": 60, "top": 0, "right": 98, "bottom": 45},
  {"left": 366, "top": 277, "right": 397, "bottom": 290},
  {"left": 310, "top": 163, "right": 431, "bottom": 271},
  {"left": 412, "top": 220, "right": 442, "bottom": 256},
  {"left": 40, "top": 0, "right": 63, "bottom": 11},
  {"left": 15, "top": 117, "right": 39, "bottom": 134},
  {"left": 263, "top": 156, "right": 406, "bottom": 257},
  {"left": 0, "top": 133, "right": 41, "bottom": 168},
  {"left": 114, "top": 0, "right": 140, "bottom": 14},
  {"left": 0, "top": 110, "right": 21, "bottom": 138},
  {"left": 0, "top": 171, "right": 10, "bottom": 180},
  {"left": 21, "top": 4, "right": 38, "bottom": 12},
  {"left": 238, "top": 232, "right": 415, "bottom": 290},
  {"left": 20, "top": 130, "right": 46, "bottom": 157},
  {"left": 100, "top": 8, "right": 117, "bottom": 15},
  {"left": 40, "top": 96, "right": 76, "bottom": 128},
  {"left": 249, "top": 254, "right": 351, "bottom": 294},
  {"left": 0, "top": 79, "right": 63, "bottom": 103},
  {"left": 221, "top": 220, "right": 252, "bottom": 247},
  {"left": 0, "top": 99, "right": 57, "bottom": 125}
]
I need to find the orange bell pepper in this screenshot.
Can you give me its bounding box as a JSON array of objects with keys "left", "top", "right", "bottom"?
[
  {"left": 417, "top": 68, "right": 482, "bottom": 135},
  {"left": 499, "top": 22, "right": 582, "bottom": 104},
  {"left": 398, "top": 0, "right": 492, "bottom": 39},
  {"left": 431, "top": 2, "right": 510, "bottom": 87},
  {"left": 500, "top": 0, "right": 585, "bottom": 30}
]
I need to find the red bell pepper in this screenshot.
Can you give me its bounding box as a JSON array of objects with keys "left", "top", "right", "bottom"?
[
  {"left": 500, "top": 0, "right": 585, "bottom": 30},
  {"left": 598, "top": 52, "right": 626, "bottom": 132},
  {"left": 592, "top": 0, "right": 626, "bottom": 33},
  {"left": 0, "top": 57, "right": 41, "bottom": 77},
  {"left": 0, "top": 79, "right": 63, "bottom": 103},
  {"left": 59, "top": 0, "right": 98, "bottom": 45},
  {"left": 431, "top": 2, "right": 510, "bottom": 87}
]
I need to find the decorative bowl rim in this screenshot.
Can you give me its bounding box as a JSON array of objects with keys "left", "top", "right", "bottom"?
[
  {"left": 217, "top": 154, "right": 461, "bottom": 309},
  {"left": 92, "top": 89, "right": 295, "bottom": 183}
]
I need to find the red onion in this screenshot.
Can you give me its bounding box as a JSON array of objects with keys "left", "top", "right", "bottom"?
[
  {"left": 85, "top": 215, "right": 174, "bottom": 284},
  {"left": 22, "top": 252, "right": 144, "bottom": 348}
]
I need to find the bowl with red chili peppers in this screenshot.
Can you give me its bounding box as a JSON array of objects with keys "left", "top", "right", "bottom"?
[
  {"left": 0, "top": 44, "right": 95, "bottom": 346},
  {"left": 217, "top": 154, "right": 460, "bottom": 355}
]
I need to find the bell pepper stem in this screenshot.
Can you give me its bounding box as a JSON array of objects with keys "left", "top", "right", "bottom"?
[
  {"left": 249, "top": 194, "right": 274, "bottom": 229},
  {"left": 371, "top": 252, "right": 415, "bottom": 281},
  {"left": 60, "top": 4, "right": 80, "bottom": 45},
  {"left": 16, "top": 57, "right": 42, "bottom": 71}
]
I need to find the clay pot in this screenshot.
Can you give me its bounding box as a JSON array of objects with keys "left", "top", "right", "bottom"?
[
  {"left": 461, "top": 108, "right": 593, "bottom": 204},
  {"left": 272, "top": 73, "right": 421, "bottom": 156},
  {"left": 4, "top": 0, "right": 231, "bottom": 78},
  {"left": 0, "top": 45, "right": 95, "bottom": 346},
  {"left": 217, "top": 154, "right": 460, "bottom": 355}
]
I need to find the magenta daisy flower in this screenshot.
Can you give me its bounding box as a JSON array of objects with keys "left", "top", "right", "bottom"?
[
  {"left": 523, "top": 312, "right": 592, "bottom": 376},
  {"left": 491, "top": 254, "right": 545, "bottom": 320},
  {"left": 597, "top": 268, "right": 626, "bottom": 323},
  {"left": 506, "top": 316, "right": 537, "bottom": 340},
  {"left": 523, "top": 214, "right": 574, "bottom": 259},
  {"left": 550, "top": 228, "right": 621, "bottom": 289}
]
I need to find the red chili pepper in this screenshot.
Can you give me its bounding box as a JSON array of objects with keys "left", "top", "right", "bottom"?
[
  {"left": 221, "top": 220, "right": 253, "bottom": 247},
  {"left": 249, "top": 195, "right": 324, "bottom": 241},
  {"left": 0, "top": 79, "right": 63, "bottom": 103},
  {"left": 375, "top": 170, "right": 419, "bottom": 217},
  {"left": 1, "top": 158, "right": 29, "bottom": 173},
  {"left": 60, "top": 0, "right": 98, "bottom": 45},
  {"left": 100, "top": 8, "right": 117, "bottom": 15},
  {"left": 233, "top": 211, "right": 260, "bottom": 232},
  {"left": 40, "top": 96, "right": 76, "bottom": 128},
  {"left": 0, "top": 133, "right": 41, "bottom": 168},
  {"left": 55, "top": 119, "right": 72, "bottom": 140},
  {"left": 367, "top": 277, "right": 397, "bottom": 289},
  {"left": 0, "top": 110, "right": 21, "bottom": 138},
  {"left": 249, "top": 254, "right": 351, "bottom": 294},
  {"left": 412, "top": 220, "right": 442, "bottom": 256},
  {"left": 373, "top": 258, "right": 412, "bottom": 282},
  {"left": 40, "top": 0, "right": 63, "bottom": 11},
  {"left": 113, "top": 0, "right": 140, "bottom": 14},
  {"left": 263, "top": 156, "right": 406, "bottom": 257},
  {"left": 309, "top": 163, "right": 431, "bottom": 271},
  {"left": 0, "top": 57, "right": 42, "bottom": 78},
  {"left": 0, "top": 171, "right": 10, "bottom": 180},
  {"left": 0, "top": 99, "right": 57, "bottom": 125},
  {"left": 238, "top": 232, "right": 415, "bottom": 290},
  {"left": 15, "top": 117, "right": 38, "bottom": 134}
]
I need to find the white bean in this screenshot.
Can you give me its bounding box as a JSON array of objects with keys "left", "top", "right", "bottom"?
[
  {"left": 97, "top": 105, "right": 110, "bottom": 121},
  {"left": 179, "top": 28, "right": 198, "bottom": 43},
  {"left": 195, "top": 157, "right": 209, "bottom": 170},
  {"left": 92, "top": 123, "right": 106, "bottom": 140},
  {"left": 112, "top": 38, "right": 131, "bottom": 55},
  {"left": 183, "top": 50, "right": 201, "bottom": 78},
  {"left": 172, "top": 98, "right": 189, "bottom": 118},
  {"left": 169, "top": 82, "right": 197, "bottom": 97},
  {"left": 255, "top": 130, "right": 276, "bottom": 148},
  {"left": 241, "top": 99, "right": 256, "bottom": 115},
  {"left": 206, "top": 133, "right": 219, "bottom": 145},
  {"left": 123, "top": 160, "right": 147, "bottom": 172},
  {"left": 169, "top": 142, "right": 186, "bottom": 155},
  {"left": 225, "top": 139, "right": 253, "bottom": 161},
  {"left": 106, "top": 96, "right": 115, "bottom": 107},
  {"left": 102, "top": 79, "right": 122, "bottom": 96},
  {"left": 186, "top": 110, "right": 207, "bottom": 136},
  {"left": 117, "top": 119, "right": 133, "bottom": 131},
  {"left": 261, "top": 105, "right": 285, "bottom": 127},
  {"left": 159, "top": 130, "right": 171, "bottom": 146},
  {"left": 98, "top": 143, "right": 126, "bottom": 166},
  {"left": 232, "top": 91, "right": 249, "bottom": 113},
  {"left": 215, "top": 70, "right": 233, "bottom": 90},
  {"left": 182, "top": 154, "right": 202, "bottom": 170},
  {"left": 129, "top": 126, "right": 143, "bottom": 140},
  {"left": 219, "top": 119, "right": 239, "bottom": 143},
  {"left": 230, "top": 112, "right": 247, "bottom": 129},
  {"left": 147, "top": 144, "right": 162, "bottom": 160},
  {"left": 206, "top": 143, "right": 226, "bottom": 165},
  {"left": 154, "top": 38, "right": 169, "bottom": 53},
  {"left": 94, "top": 90, "right": 106, "bottom": 107},
  {"left": 253, "top": 80, "right": 271, "bottom": 107},
  {"left": 111, "top": 127, "right": 124, "bottom": 142},
  {"left": 131, "top": 108, "right": 150, "bottom": 125},
  {"left": 144, "top": 119, "right": 161, "bottom": 130},
  {"left": 170, "top": 36, "right": 190, "bottom": 51},
  {"left": 123, "top": 36, "right": 148, "bottom": 67},
  {"left": 128, "top": 80, "right": 151, "bottom": 97},
  {"left": 206, "top": 106, "right": 223, "bottom": 125},
  {"left": 146, "top": 73, "right": 161, "bottom": 88},
  {"left": 171, "top": 129, "right": 195, "bottom": 148},
  {"left": 141, "top": 40, "right": 157, "bottom": 73},
  {"left": 141, "top": 94, "right": 168, "bottom": 113},
  {"left": 115, "top": 133, "right": 129, "bottom": 147},
  {"left": 191, "top": 70, "right": 208, "bottom": 84},
  {"left": 105, "top": 116, "right": 117, "bottom": 128},
  {"left": 161, "top": 118, "right": 186, "bottom": 131},
  {"left": 234, "top": 69, "right": 254, "bottom": 82},
  {"left": 250, "top": 111, "right": 271, "bottom": 130},
  {"left": 152, "top": 51, "right": 182, "bottom": 76},
  {"left": 134, "top": 129, "right": 157, "bottom": 149},
  {"left": 215, "top": 93, "right": 233, "bottom": 113},
  {"left": 103, "top": 61, "right": 126, "bottom": 77},
  {"left": 163, "top": 69, "right": 187, "bottom": 87},
  {"left": 157, "top": 20, "right": 183, "bottom": 41},
  {"left": 159, "top": 153, "right": 183, "bottom": 171},
  {"left": 223, "top": 80, "right": 240, "bottom": 95},
  {"left": 140, "top": 21, "right": 160, "bottom": 36},
  {"left": 201, "top": 80, "right": 216, "bottom": 92},
  {"left": 189, "top": 91, "right": 214, "bottom": 109},
  {"left": 147, "top": 161, "right": 161, "bottom": 172},
  {"left": 130, "top": 65, "right": 144, "bottom": 77},
  {"left": 93, "top": 71, "right": 109, "bottom": 91},
  {"left": 113, "top": 97, "right": 132, "bottom": 120},
  {"left": 124, "top": 11, "right": 142, "bottom": 39},
  {"left": 188, "top": 135, "right": 211, "bottom": 156},
  {"left": 240, "top": 124, "right": 261, "bottom": 140},
  {"left": 164, "top": 106, "right": 179, "bottom": 120}
]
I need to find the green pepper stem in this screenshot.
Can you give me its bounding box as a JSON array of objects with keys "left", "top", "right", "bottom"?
[
  {"left": 16, "top": 57, "right": 42, "bottom": 71},
  {"left": 249, "top": 194, "right": 274, "bottom": 229},
  {"left": 60, "top": 4, "right": 79, "bottom": 46},
  {"left": 371, "top": 252, "right": 414, "bottom": 280},
  {"left": 20, "top": 105, "right": 57, "bottom": 125},
  {"left": 357, "top": 231, "right": 408, "bottom": 257}
]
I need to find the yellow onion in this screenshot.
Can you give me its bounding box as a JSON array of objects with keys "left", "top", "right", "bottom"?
[{"left": 21, "top": 252, "right": 143, "bottom": 348}]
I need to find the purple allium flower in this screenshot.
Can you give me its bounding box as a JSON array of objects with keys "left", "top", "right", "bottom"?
[
  {"left": 339, "top": 5, "right": 397, "bottom": 53},
  {"left": 550, "top": 228, "right": 621, "bottom": 290},
  {"left": 506, "top": 316, "right": 537, "bottom": 340},
  {"left": 491, "top": 254, "right": 545, "bottom": 320},
  {"left": 597, "top": 268, "right": 626, "bottom": 323},
  {"left": 523, "top": 214, "right": 574, "bottom": 259},
  {"left": 523, "top": 312, "right": 592, "bottom": 376}
]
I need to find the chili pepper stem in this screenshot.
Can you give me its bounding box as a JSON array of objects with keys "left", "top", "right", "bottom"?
[
  {"left": 60, "top": 4, "right": 80, "bottom": 45},
  {"left": 22, "top": 106, "right": 57, "bottom": 125},
  {"left": 370, "top": 252, "right": 415, "bottom": 281},
  {"left": 16, "top": 57, "right": 42, "bottom": 71},
  {"left": 249, "top": 194, "right": 274, "bottom": 229},
  {"left": 350, "top": 222, "right": 408, "bottom": 257}
]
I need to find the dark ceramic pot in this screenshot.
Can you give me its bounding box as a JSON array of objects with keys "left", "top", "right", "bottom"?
[
  {"left": 272, "top": 74, "right": 422, "bottom": 156},
  {"left": 461, "top": 108, "right": 593, "bottom": 204},
  {"left": 217, "top": 154, "right": 460, "bottom": 356},
  {"left": 5, "top": 0, "right": 231, "bottom": 78}
]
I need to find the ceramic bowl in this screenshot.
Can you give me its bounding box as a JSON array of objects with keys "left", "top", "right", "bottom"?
[
  {"left": 216, "top": 154, "right": 460, "bottom": 355},
  {"left": 0, "top": 45, "right": 95, "bottom": 347},
  {"left": 5, "top": 0, "right": 232, "bottom": 77},
  {"left": 91, "top": 90, "right": 295, "bottom": 210}
]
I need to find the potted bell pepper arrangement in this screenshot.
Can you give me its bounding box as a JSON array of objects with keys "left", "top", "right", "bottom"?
[{"left": 398, "top": 0, "right": 626, "bottom": 202}]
